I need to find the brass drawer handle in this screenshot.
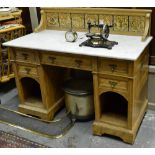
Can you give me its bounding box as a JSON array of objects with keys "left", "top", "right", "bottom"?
[
  {"left": 75, "top": 59, "right": 82, "bottom": 67},
  {"left": 48, "top": 56, "right": 56, "bottom": 63},
  {"left": 109, "top": 81, "right": 117, "bottom": 89},
  {"left": 109, "top": 64, "right": 117, "bottom": 72},
  {"left": 25, "top": 68, "right": 31, "bottom": 74},
  {"left": 22, "top": 53, "right": 28, "bottom": 60}
]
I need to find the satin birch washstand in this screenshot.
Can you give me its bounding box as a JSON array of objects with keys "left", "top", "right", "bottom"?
[{"left": 3, "top": 8, "right": 153, "bottom": 144}]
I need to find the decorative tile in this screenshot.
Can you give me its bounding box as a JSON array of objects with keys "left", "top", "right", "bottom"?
[
  {"left": 129, "top": 16, "right": 145, "bottom": 33},
  {"left": 99, "top": 15, "right": 113, "bottom": 26},
  {"left": 114, "top": 15, "right": 128, "bottom": 32},
  {"left": 46, "top": 13, "right": 59, "bottom": 27},
  {"left": 99, "top": 15, "right": 113, "bottom": 31},
  {"left": 71, "top": 14, "right": 85, "bottom": 29},
  {"left": 59, "top": 13, "right": 71, "bottom": 29},
  {"left": 85, "top": 14, "right": 99, "bottom": 28}
]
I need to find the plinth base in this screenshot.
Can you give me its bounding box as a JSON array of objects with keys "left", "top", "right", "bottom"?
[
  {"left": 18, "top": 97, "right": 64, "bottom": 121},
  {"left": 93, "top": 101, "right": 148, "bottom": 144},
  {"left": 93, "top": 121, "right": 135, "bottom": 144}
]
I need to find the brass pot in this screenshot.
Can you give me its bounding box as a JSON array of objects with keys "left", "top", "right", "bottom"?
[{"left": 63, "top": 78, "right": 94, "bottom": 120}]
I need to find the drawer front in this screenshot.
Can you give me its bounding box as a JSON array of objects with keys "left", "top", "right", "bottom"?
[
  {"left": 18, "top": 65, "right": 38, "bottom": 76},
  {"left": 98, "top": 58, "right": 130, "bottom": 76},
  {"left": 99, "top": 76, "right": 128, "bottom": 92},
  {"left": 41, "top": 53, "right": 92, "bottom": 71},
  {"left": 15, "top": 49, "right": 36, "bottom": 63}
]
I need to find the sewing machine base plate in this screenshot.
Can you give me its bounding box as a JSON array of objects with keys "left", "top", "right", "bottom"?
[{"left": 79, "top": 38, "right": 118, "bottom": 49}]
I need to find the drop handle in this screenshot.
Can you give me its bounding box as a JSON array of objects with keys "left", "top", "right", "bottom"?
[
  {"left": 25, "top": 68, "right": 31, "bottom": 74},
  {"left": 75, "top": 59, "right": 82, "bottom": 67},
  {"left": 48, "top": 56, "right": 56, "bottom": 63},
  {"left": 109, "top": 81, "right": 117, "bottom": 88},
  {"left": 22, "top": 53, "right": 28, "bottom": 60},
  {"left": 109, "top": 64, "right": 117, "bottom": 72}
]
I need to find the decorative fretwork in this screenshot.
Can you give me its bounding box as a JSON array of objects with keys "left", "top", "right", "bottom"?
[
  {"left": 114, "top": 15, "right": 128, "bottom": 32},
  {"left": 129, "top": 16, "right": 145, "bottom": 33},
  {"left": 47, "top": 13, "right": 59, "bottom": 27},
  {"left": 59, "top": 13, "right": 71, "bottom": 29},
  {"left": 71, "top": 14, "right": 85, "bottom": 29}
]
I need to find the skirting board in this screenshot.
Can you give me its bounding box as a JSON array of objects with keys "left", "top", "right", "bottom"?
[
  {"left": 148, "top": 102, "right": 155, "bottom": 111},
  {"left": 149, "top": 65, "right": 155, "bottom": 73}
]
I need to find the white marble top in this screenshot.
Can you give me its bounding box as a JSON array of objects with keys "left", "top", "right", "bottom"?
[{"left": 3, "top": 30, "right": 152, "bottom": 61}]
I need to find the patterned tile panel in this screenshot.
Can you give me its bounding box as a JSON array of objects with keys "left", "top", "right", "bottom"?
[
  {"left": 99, "top": 15, "right": 113, "bottom": 25},
  {"left": 59, "top": 13, "right": 71, "bottom": 29},
  {"left": 114, "top": 15, "right": 128, "bottom": 32},
  {"left": 46, "top": 13, "right": 59, "bottom": 28},
  {"left": 99, "top": 15, "right": 114, "bottom": 31},
  {"left": 129, "top": 16, "right": 145, "bottom": 33},
  {"left": 71, "top": 14, "right": 85, "bottom": 29}
]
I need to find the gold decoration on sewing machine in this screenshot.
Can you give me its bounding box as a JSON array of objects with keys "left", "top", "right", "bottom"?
[{"left": 59, "top": 13, "right": 71, "bottom": 28}]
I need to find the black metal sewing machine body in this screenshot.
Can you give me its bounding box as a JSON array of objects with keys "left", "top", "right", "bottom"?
[{"left": 79, "top": 20, "right": 118, "bottom": 49}]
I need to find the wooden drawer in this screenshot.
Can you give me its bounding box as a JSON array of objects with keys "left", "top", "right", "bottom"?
[
  {"left": 18, "top": 65, "right": 38, "bottom": 77},
  {"left": 98, "top": 58, "right": 132, "bottom": 77},
  {"left": 41, "top": 53, "right": 92, "bottom": 71},
  {"left": 15, "top": 49, "right": 37, "bottom": 63},
  {"left": 98, "top": 76, "right": 128, "bottom": 92}
]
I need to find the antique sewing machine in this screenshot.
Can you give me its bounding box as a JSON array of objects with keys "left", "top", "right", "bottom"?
[{"left": 79, "top": 20, "right": 118, "bottom": 49}]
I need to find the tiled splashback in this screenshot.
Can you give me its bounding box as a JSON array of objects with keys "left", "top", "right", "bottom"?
[{"left": 44, "top": 9, "right": 147, "bottom": 35}]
